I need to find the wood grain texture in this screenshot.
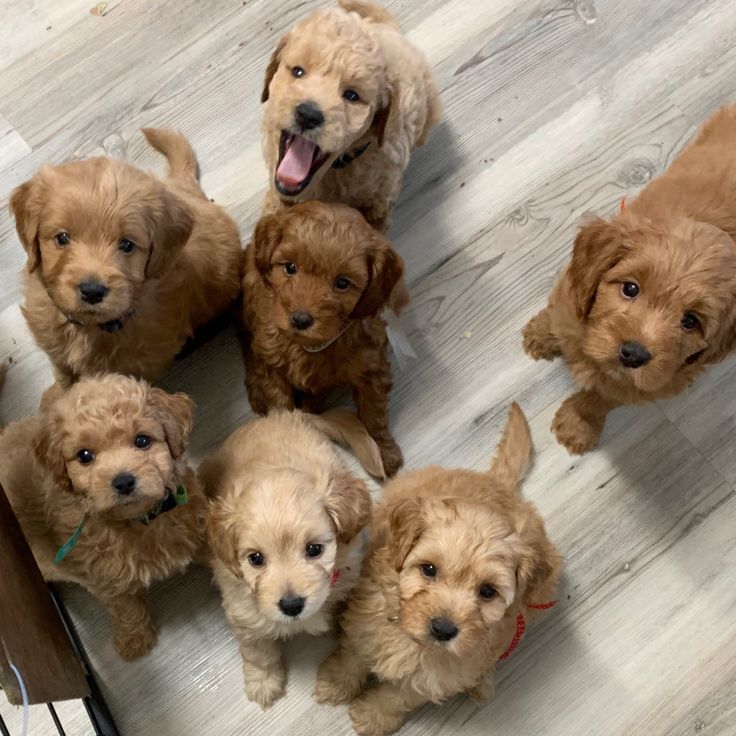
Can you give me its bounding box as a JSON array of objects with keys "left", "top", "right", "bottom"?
[{"left": 1, "top": 0, "right": 736, "bottom": 734}]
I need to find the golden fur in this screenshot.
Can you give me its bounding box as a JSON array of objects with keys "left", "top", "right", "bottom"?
[
  {"left": 523, "top": 104, "right": 736, "bottom": 453},
  {"left": 241, "top": 201, "right": 405, "bottom": 476},
  {"left": 0, "top": 374, "right": 207, "bottom": 660},
  {"left": 315, "top": 404, "right": 561, "bottom": 736},
  {"left": 12, "top": 128, "right": 243, "bottom": 387},
  {"left": 260, "top": 0, "right": 441, "bottom": 232},
  {"left": 201, "top": 410, "right": 378, "bottom": 708}
]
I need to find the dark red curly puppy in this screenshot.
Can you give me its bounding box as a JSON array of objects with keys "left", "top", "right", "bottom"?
[{"left": 241, "top": 201, "right": 405, "bottom": 476}]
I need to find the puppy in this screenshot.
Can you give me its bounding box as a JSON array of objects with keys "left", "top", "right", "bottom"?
[
  {"left": 11, "top": 128, "right": 242, "bottom": 387},
  {"left": 241, "top": 200, "right": 405, "bottom": 476},
  {"left": 315, "top": 404, "right": 561, "bottom": 736},
  {"left": 260, "top": 0, "right": 441, "bottom": 231},
  {"left": 0, "top": 374, "right": 207, "bottom": 661},
  {"left": 201, "top": 409, "right": 380, "bottom": 709},
  {"left": 523, "top": 105, "right": 736, "bottom": 454}
]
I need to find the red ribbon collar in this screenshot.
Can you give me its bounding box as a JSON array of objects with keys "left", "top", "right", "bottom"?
[{"left": 498, "top": 601, "right": 557, "bottom": 661}]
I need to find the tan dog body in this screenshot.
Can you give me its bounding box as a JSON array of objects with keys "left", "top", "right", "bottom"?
[
  {"left": 260, "top": 0, "right": 441, "bottom": 231},
  {"left": 315, "top": 404, "right": 561, "bottom": 736},
  {"left": 0, "top": 375, "right": 207, "bottom": 660},
  {"left": 12, "top": 128, "right": 243, "bottom": 386},
  {"left": 202, "top": 410, "right": 376, "bottom": 708},
  {"left": 242, "top": 201, "right": 405, "bottom": 475},
  {"left": 524, "top": 105, "right": 736, "bottom": 453}
]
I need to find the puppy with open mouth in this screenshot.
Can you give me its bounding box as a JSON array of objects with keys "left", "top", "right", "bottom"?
[
  {"left": 523, "top": 104, "right": 736, "bottom": 454},
  {"left": 315, "top": 404, "right": 561, "bottom": 736},
  {"left": 201, "top": 409, "right": 382, "bottom": 709},
  {"left": 0, "top": 374, "right": 207, "bottom": 661},
  {"left": 260, "top": 0, "right": 441, "bottom": 232}
]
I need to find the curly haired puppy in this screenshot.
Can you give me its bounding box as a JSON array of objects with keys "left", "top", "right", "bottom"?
[
  {"left": 201, "top": 410, "right": 380, "bottom": 709},
  {"left": 523, "top": 105, "right": 736, "bottom": 454},
  {"left": 0, "top": 374, "right": 207, "bottom": 661},
  {"left": 11, "top": 128, "right": 242, "bottom": 387},
  {"left": 260, "top": 0, "right": 441, "bottom": 231},
  {"left": 241, "top": 200, "right": 405, "bottom": 476},
  {"left": 315, "top": 404, "right": 561, "bottom": 736}
]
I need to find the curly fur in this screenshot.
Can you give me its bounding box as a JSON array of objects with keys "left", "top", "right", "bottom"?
[
  {"left": 260, "top": 0, "right": 441, "bottom": 232},
  {"left": 11, "top": 128, "right": 243, "bottom": 387},
  {"left": 0, "top": 375, "right": 207, "bottom": 661},
  {"left": 315, "top": 404, "right": 561, "bottom": 736},
  {"left": 241, "top": 201, "right": 405, "bottom": 476},
  {"left": 523, "top": 104, "right": 736, "bottom": 454}
]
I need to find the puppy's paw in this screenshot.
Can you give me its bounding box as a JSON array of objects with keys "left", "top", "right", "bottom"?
[
  {"left": 349, "top": 699, "right": 404, "bottom": 736},
  {"left": 113, "top": 621, "right": 156, "bottom": 661},
  {"left": 466, "top": 676, "right": 495, "bottom": 703},
  {"left": 552, "top": 398, "right": 601, "bottom": 455},
  {"left": 522, "top": 311, "right": 560, "bottom": 361},
  {"left": 314, "top": 661, "right": 360, "bottom": 705},
  {"left": 244, "top": 666, "right": 287, "bottom": 710},
  {"left": 378, "top": 438, "right": 404, "bottom": 478}
]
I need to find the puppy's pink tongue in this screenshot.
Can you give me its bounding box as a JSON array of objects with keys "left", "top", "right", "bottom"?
[{"left": 276, "top": 136, "right": 317, "bottom": 188}]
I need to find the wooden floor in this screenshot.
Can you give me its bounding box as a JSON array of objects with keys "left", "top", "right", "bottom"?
[{"left": 2, "top": 0, "right": 736, "bottom": 734}]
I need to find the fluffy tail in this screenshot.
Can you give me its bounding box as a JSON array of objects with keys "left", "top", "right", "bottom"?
[
  {"left": 488, "top": 402, "right": 533, "bottom": 495},
  {"left": 338, "top": 0, "right": 399, "bottom": 28},
  {"left": 142, "top": 127, "right": 200, "bottom": 183},
  {"left": 305, "top": 409, "right": 385, "bottom": 479}
]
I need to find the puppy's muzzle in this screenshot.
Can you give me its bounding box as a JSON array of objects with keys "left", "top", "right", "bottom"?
[
  {"left": 111, "top": 472, "right": 137, "bottom": 495},
  {"left": 294, "top": 102, "right": 324, "bottom": 131},
  {"left": 290, "top": 311, "right": 314, "bottom": 330},
  {"left": 278, "top": 595, "right": 305, "bottom": 618},
  {"left": 619, "top": 341, "right": 651, "bottom": 369},
  {"left": 78, "top": 280, "right": 109, "bottom": 305},
  {"left": 429, "top": 617, "right": 459, "bottom": 642}
]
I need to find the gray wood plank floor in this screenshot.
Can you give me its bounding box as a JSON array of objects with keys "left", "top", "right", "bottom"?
[{"left": 2, "top": 1, "right": 736, "bottom": 734}]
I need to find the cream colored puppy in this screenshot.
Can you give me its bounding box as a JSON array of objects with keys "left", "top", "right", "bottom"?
[{"left": 201, "top": 410, "right": 382, "bottom": 708}]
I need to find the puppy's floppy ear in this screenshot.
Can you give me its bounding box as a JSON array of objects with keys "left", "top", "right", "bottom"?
[
  {"left": 569, "top": 217, "right": 627, "bottom": 319},
  {"left": 148, "top": 387, "right": 195, "bottom": 459},
  {"left": 145, "top": 187, "right": 195, "bottom": 279},
  {"left": 351, "top": 233, "right": 405, "bottom": 318},
  {"left": 370, "top": 94, "right": 392, "bottom": 148},
  {"left": 10, "top": 179, "right": 42, "bottom": 273},
  {"left": 251, "top": 213, "right": 283, "bottom": 280},
  {"left": 387, "top": 498, "right": 424, "bottom": 571},
  {"left": 261, "top": 35, "right": 288, "bottom": 103},
  {"left": 326, "top": 470, "right": 372, "bottom": 544},
  {"left": 33, "top": 417, "right": 72, "bottom": 494},
  {"left": 207, "top": 497, "right": 243, "bottom": 578}
]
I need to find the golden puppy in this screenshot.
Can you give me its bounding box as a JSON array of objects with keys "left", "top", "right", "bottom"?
[
  {"left": 315, "top": 404, "right": 561, "bottom": 736},
  {"left": 11, "top": 128, "right": 242, "bottom": 387},
  {"left": 523, "top": 104, "right": 736, "bottom": 454},
  {"left": 201, "top": 409, "right": 381, "bottom": 709},
  {"left": 241, "top": 201, "right": 405, "bottom": 476},
  {"left": 0, "top": 374, "right": 207, "bottom": 661},
  {"left": 260, "top": 0, "right": 441, "bottom": 231}
]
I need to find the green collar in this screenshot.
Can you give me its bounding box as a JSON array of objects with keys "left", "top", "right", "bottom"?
[{"left": 54, "top": 485, "right": 188, "bottom": 564}]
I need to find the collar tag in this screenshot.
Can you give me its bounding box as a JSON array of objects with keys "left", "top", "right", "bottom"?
[{"left": 54, "top": 514, "right": 88, "bottom": 564}]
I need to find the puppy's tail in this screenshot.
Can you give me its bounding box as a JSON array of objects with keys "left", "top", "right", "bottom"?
[
  {"left": 142, "top": 127, "right": 200, "bottom": 184},
  {"left": 488, "top": 402, "right": 533, "bottom": 496},
  {"left": 305, "top": 409, "right": 386, "bottom": 480},
  {"left": 338, "top": 0, "right": 399, "bottom": 28}
]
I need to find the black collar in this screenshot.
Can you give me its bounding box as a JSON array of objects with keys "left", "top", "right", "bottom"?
[
  {"left": 139, "top": 485, "right": 188, "bottom": 525},
  {"left": 332, "top": 142, "right": 370, "bottom": 170},
  {"left": 66, "top": 310, "right": 134, "bottom": 333}
]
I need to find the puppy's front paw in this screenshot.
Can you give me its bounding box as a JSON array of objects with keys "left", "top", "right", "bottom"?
[
  {"left": 244, "top": 666, "right": 286, "bottom": 710},
  {"left": 315, "top": 659, "right": 359, "bottom": 705},
  {"left": 552, "top": 398, "right": 602, "bottom": 455},
  {"left": 522, "top": 311, "right": 560, "bottom": 361},
  {"left": 113, "top": 621, "right": 156, "bottom": 661},
  {"left": 349, "top": 698, "right": 404, "bottom": 736},
  {"left": 378, "top": 438, "right": 404, "bottom": 478}
]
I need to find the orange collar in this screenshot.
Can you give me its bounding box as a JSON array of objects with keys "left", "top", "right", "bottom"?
[{"left": 499, "top": 601, "right": 556, "bottom": 661}]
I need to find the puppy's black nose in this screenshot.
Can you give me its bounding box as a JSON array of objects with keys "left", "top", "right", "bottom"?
[
  {"left": 290, "top": 311, "right": 314, "bottom": 330},
  {"left": 111, "top": 472, "right": 137, "bottom": 495},
  {"left": 278, "top": 596, "right": 305, "bottom": 617},
  {"left": 429, "top": 617, "right": 459, "bottom": 642},
  {"left": 78, "top": 280, "right": 109, "bottom": 304},
  {"left": 294, "top": 102, "right": 324, "bottom": 131},
  {"left": 619, "top": 341, "right": 651, "bottom": 369}
]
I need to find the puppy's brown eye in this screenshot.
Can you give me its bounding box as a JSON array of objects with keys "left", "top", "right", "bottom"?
[
  {"left": 77, "top": 449, "right": 95, "bottom": 465},
  {"left": 334, "top": 276, "right": 350, "bottom": 291},
  {"left": 119, "top": 238, "right": 136, "bottom": 254},
  {"left": 248, "top": 552, "right": 265, "bottom": 567},
  {"left": 55, "top": 232, "right": 70, "bottom": 246},
  {"left": 306, "top": 543, "right": 323, "bottom": 558},
  {"left": 420, "top": 563, "right": 437, "bottom": 578},
  {"left": 343, "top": 89, "right": 360, "bottom": 103},
  {"left": 681, "top": 313, "right": 700, "bottom": 331},
  {"left": 621, "top": 282, "right": 639, "bottom": 299},
  {"left": 479, "top": 584, "right": 497, "bottom": 600},
  {"left": 284, "top": 262, "right": 298, "bottom": 275},
  {"left": 134, "top": 434, "right": 151, "bottom": 449},
  {"left": 291, "top": 66, "right": 305, "bottom": 78}
]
